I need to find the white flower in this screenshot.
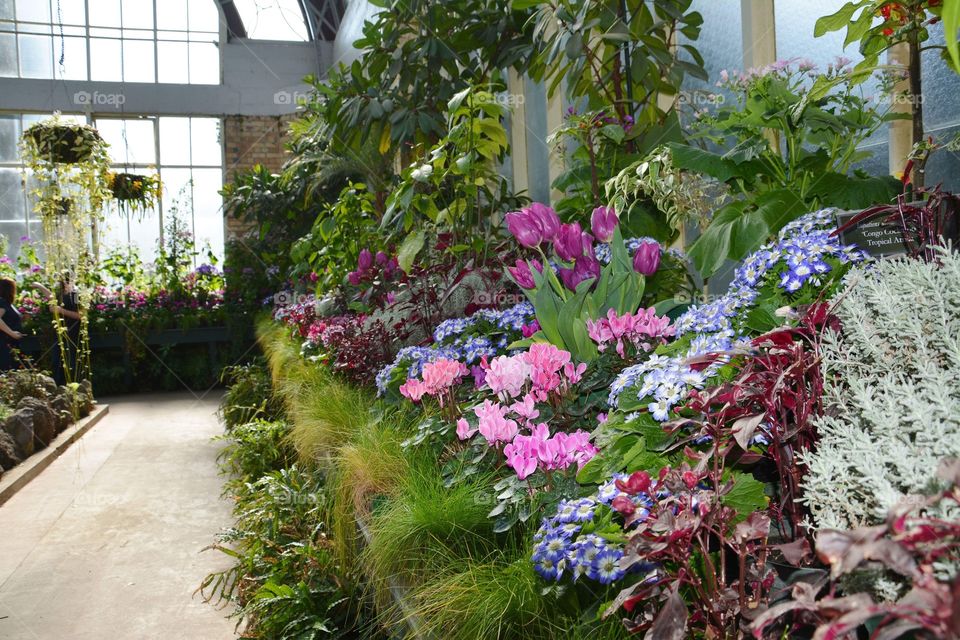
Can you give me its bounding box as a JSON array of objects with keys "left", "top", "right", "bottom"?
[{"left": 411, "top": 163, "right": 433, "bottom": 182}]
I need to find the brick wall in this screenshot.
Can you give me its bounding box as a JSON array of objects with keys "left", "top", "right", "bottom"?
[{"left": 222, "top": 114, "right": 295, "bottom": 240}]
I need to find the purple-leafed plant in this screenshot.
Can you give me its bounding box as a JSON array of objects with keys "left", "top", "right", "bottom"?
[
  {"left": 604, "top": 465, "right": 780, "bottom": 639},
  {"left": 751, "top": 458, "right": 960, "bottom": 640}
]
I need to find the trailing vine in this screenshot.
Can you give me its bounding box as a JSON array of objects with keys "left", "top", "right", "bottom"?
[{"left": 19, "top": 114, "right": 112, "bottom": 385}]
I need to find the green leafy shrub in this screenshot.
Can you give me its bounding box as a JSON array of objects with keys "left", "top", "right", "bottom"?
[
  {"left": 219, "top": 359, "right": 284, "bottom": 430},
  {"left": 202, "top": 465, "right": 379, "bottom": 639},
  {"left": 216, "top": 420, "right": 295, "bottom": 488},
  {"left": 801, "top": 246, "right": 960, "bottom": 531}
]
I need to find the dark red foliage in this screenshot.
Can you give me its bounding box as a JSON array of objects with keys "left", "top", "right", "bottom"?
[
  {"left": 751, "top": 459, "right": 960, "bottom": 640},
  {"left": 311, "top": 315, "right": 398, "bottom": 385}
]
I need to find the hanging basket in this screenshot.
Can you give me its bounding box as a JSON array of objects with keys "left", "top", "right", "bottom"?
[
  {"left": 25, "top": 123, "right": 103, "bottom": 164},
  {"left": 110, "top": 173, "right": 151, "bottom": 201}
]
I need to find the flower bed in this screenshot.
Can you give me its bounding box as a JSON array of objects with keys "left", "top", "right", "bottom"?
[{"left": 245, "top": 197, "right": 960, "bottom": 639}]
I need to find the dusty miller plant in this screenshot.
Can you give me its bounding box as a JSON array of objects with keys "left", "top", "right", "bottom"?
[{"left": 800, "top": 245, "right": 960, "bottom": 534}]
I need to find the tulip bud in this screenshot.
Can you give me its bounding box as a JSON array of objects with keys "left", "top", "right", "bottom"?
[
  {"left": 632, "top": 240, "right": 661, "bottom": 276},
  {"left": 554, "top": 222, "right": 584, "bottom": 261},
  {"left": 590, "top": 206, "right": 618, "bottom": 243},
  {"left": 508, "top": 259, "right": 537, "bottom": 289}
]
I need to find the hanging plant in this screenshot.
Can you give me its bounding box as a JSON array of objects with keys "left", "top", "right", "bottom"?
[
  {"left": 19, "top": 114, "right": 112, "bottom": 386},
  {"left": 24, "top": 120, "right": 105, "bottom": 165},
  {"left": 109, "top": 172, "right": 161, "bottom": 219}
]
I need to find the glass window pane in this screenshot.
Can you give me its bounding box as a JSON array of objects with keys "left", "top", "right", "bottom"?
[
  {"left": 156, "top": 0, "right": 187, "bottom": 31},
  {"left": 0, "top": 115, "right": 18, "bottom": 162},
  {"left": 18, "top": 33, "right": 52, "bottom": 78},
  {"left": 97, "top": 118, "right": 157, "bottom": 166},
  {"left": 89, "top": 37, "right": 122, "bottom": 81},
  {"left": 59, "top": 0, "right": 86, "bottom": 26},
  {"left": 88, "top": 0, "right": 121, "bottom": 28},
  {"left": 159, "top": 117, "right": 191, "bottom": 164},
  {"left": 128, "top": 207, "right": 160, "bottom": 261},
  {"left": 121, "top": 0, "right": 153, "bottom": 29},
  {"left": 233, "top": 0, "right": 308, "bottom": 41},
  {"left": 188, "top": 41, "right": 218, "bottom": 84},
  {"left": 0, "top": 0, "right": 13, "bottom": 20},
  {"left": 191, "top": 168, "right": 224, "bottom": 262},
  {"left": 0, "top": 32, "right": 16, "bottom": 76},
  {"left": 0, "top": 168, "right": 26, "bottom": 222},
  {"left": 190, "top": 118, "right": 221, "bottom": 166},
  {"left": 122, "top": 39, "right": 154, "bottom": 82},
  {"left": 15, "top": 0, "right": 49, "bottom": 23},
  {"left": 156, "top": 40, "right": 188, "bottom": 83},
  {"left": 188, "top": 0, "right": 220, "bottom": 32},
  {"left": 0, "top": 222, "right": 28, "bottom": 258},
  {"left": 54, "top": 35, "right": 87, "bottom": 81}
]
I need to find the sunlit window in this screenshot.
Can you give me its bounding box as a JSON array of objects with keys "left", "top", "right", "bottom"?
[
  {"left": 233, "top": 0, "right": 308, "bottom": 41},
  {"left": 0, "top": 0, "right": 221, "bottom": 84},
  {"left": 0, "top": 113, "right": 224, "bottom": 264}
]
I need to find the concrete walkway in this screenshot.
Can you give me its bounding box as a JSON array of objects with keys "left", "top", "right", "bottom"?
[{"left": 0, "top": 393, "right": 236, "bottom": 640}]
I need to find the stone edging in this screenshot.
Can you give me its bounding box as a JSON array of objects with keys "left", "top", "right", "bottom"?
[{"left": 0, "top": 403, "right": 110, "bottom": 507}]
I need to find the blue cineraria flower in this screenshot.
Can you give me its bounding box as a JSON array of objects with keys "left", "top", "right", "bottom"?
[
  {"left": 533, "top": 555, "right": 563, "bottom": 580},
  {"left": 596, "top": 474, "right": 629, "bottom": 505},
  {"left": 589, "top": 547, "right": 626, "bottom": 584},
  {"left": 572, "top": 498, "right": 596, "bottom": 522}
]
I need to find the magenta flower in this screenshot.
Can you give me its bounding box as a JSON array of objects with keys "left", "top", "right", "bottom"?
[
  {"left": 590, "top": 206, "right": 618, "bottom": 243},
  {"left": 554, "top": 222, "right": 584, "bottom": 261},
  {"left": 358, "top": 249, "right": 373, "bottom": 271},
  {"left": 375, "top": 250, "right": 388, "bottom": 265},
  {"left": 475, "top": 400, "right": 520, "bottom": 445},
  {"left": 456, "top": 418, "right": 477, "bottom": 440},
  {"left": 525, "top": 203, "right": 561, "bottom": 241},
  {"left": 484, "top": 354, "right": 532, "bottom": 399},
  {"left": 520, "top": 320, "right": 540, "bottom": 339},
  {"left": 632, "top": 239, "right": 661, "bottom": 276},
  {"left": 506, "top": 210, "right": 544, "bottom": 249},
  {"left": 347, "top": 271, "right": 362, "bottom": 285},
  {"left": 508, "top": 259, "right": 537, "bottom": 289}
]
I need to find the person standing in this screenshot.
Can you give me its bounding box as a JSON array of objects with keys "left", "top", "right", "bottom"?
[
  {"left": 0, "top": 277, "right": 24, "bottom": 372},
  {"left": 35, "top": 276, "right": 82, "bottom": 385}
]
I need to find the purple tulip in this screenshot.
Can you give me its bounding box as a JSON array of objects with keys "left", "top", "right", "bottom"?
[
  {"left": 347, "top": 270, "right": 362, "bottom": 285},
  {"left": 558, "top": 255, "right": 600, "bottom": 291},
  {"left": 508, "top": 259, "right": 537, "bottom": 289},
  {"left": 375, "top": 251, "right": 388, "bottom": 265},
  {"left": 506, "top": 211, "right": 544, "bottom": 249},
  {"left": 632, "top": 240, "right": 661, "bottom": 276},
  {"left": 525, "top": 203, "right": 561, "bottom": 241},
  {"left": 590, "top": 206, "right": 618, "bottom": 243},
  {"left": 554, "top": 222, "right": 584, "bottom": 261},
  {"left": 358, "top": 249, "right": 373, "bottom": 271}
]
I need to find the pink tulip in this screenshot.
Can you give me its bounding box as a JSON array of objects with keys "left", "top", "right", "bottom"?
[
  {"left": 633, "top": 240, "right": 661, "bottom": 276},
  {"left": 508, "top": 259, "right": 537, "bottom": 289},
  {"left": 590, "top": 206, "right": 618, "bottom": 243},
  {"left": 554, "top": 222, "right": 584, "bottom": 261},
  {"left": 506, "top": 211, "right": 544, "bottom": 248},
  {"left": 525, "top": 203, "right": 561, "bottom": 241}
]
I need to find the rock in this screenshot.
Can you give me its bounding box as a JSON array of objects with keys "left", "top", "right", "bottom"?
[
  {"left": 0, "top": 430, "right": 20, "bottom": 471},
  {"left": 50, "top": 393, "right": 73, "bottom": 432},
  {"left": 17, "top": 397, "right": 57, "bottom": 448},
  {"left": 2, "top": 410, "right": 35, "bottom": 459},
  {"left": 38, "top": 374, "right": 58, "bottom": 396},
  {"left": 76, "top": 380, "right": 95, "bottom": 415}
]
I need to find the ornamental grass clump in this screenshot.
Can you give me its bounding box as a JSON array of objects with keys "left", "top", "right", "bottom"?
[{"left": 800, "top": 245, "right": 960, "bottom": 531}]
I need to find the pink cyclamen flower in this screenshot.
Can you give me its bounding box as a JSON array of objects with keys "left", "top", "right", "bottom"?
[
  {"left": 421, "top": 358, "right": 468, "bottom": 395},
  {"left": 456, "top": 418, "right": 477, "bottom": 440},
  {"left": 590, "top": 206, "right": 618, "bottom": 243},
  {"left": 399, "top": 379, "right": 428, "bottom": 402},
  {"left": 484, "top": 354, "right": 531, "bottom": 399},
  {"left": 509, "top": 393, "right": 540, "bottom": 423},
  {"left": 474, "top": 400, "right": 520, "bottom": 445}
]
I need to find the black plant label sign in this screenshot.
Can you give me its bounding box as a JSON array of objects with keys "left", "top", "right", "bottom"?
[{"left": 834, "top": 210, "right": 910, "bottom": 258}]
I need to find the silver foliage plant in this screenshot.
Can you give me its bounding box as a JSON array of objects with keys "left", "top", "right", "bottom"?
[{"left": 801, "top": 245, "right": 960, "bottom": 532}]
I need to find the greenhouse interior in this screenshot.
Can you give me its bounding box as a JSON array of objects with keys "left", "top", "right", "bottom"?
[{"left": 0, "top": 0, "right": 959, "bottom": 638}]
